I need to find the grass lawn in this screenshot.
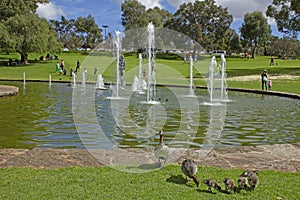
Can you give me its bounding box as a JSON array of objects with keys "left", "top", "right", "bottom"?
[
  {"left": 0, "top": 52, "right": 299, "bottom": 93},
  {"left": 0, "top": 165, "right": 299, "bottom": 200}
]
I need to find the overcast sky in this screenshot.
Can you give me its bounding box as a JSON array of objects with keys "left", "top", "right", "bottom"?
[{"left": 37, "top": 0, "right": 283, "bottom": 37}]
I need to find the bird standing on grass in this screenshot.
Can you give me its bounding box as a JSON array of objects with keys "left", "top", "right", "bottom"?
[
  {"left": 223, "top": 178, "right": 237, "bottom": 193},
  {"left": 181, "top": 159, "right": 200, "bottom": 187},
  {"left": 202, "top": 179, "right": 221, "bottom": 193},
  {"left": 248, "top": 172, "right": 259, "bottom": 191},
  {"left": 237, "top": 177, "right": 248, "bottom": 191},
  {"left": 240, "top": 169, "right": 259, "bottom": 191},
  {"left": 154, "top": 130, "right": 170, "bottom": 169}
]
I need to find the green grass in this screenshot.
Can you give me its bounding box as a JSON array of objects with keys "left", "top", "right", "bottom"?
[
  {"left": 0, "top": 52, "right": 300, "bottom": 93},
  {"left": 0, "top": 165, "right": 299, "bottom": 200}
]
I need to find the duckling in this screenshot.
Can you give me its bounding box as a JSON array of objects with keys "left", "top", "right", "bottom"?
[
  {"left": 223, "top": 178, "right": 237, "bottom": 193},
  {"left": 181, "top": 159, "right": 200, "bottom": 187},
  {"left": 237, "top": 177, "right": 248, "bottom": 191},
  {"left": 202, "top": 179, "right": 221, "bottom": 193},
  {"left": 154, "top": 130, "right": 170, "bottom": 169},
  {"left": 248, "top": 173, "right": 259, "bottom": 191},
  {"left": 240, "top": 169, "right": 259, "bottom": 177}
]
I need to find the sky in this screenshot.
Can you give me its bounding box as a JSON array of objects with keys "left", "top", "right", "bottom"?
[{"left": 36, "top": 0, "right": 285, "bottom": 38}]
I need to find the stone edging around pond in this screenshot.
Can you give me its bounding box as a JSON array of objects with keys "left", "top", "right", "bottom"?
[
  {"left": 0, "top": 144, "right": 299, "bottom": 172},
  {"left": 0, "top": 85, "right": 18, "bottom": 97},
  {"left": 1, "top": 81, "right": 300, "bottom": 100}
]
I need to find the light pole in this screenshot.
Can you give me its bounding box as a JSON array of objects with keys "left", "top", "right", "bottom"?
[{"left": 102, "top": 25, "right": 109, "bottom": 51}]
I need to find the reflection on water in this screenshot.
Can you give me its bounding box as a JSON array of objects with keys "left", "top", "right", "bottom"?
[{"left": 0, "top": 81, "right": 299, "bottom": 149}]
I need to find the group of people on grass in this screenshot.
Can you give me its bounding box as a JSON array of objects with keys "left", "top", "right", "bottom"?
[
  {"left": 55, "top": 60, "right": 67, "bottom": 78},
  {"left": 55, "top": 59, "right": 101, "bottom": 80}
]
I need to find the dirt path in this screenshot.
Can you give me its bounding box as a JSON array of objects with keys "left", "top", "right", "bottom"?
[
  {"left": 0, "top": 144, "right": 299, "bottom": 172},
  {"left": 228, "top": 74, "right": 300, "bottom": 82}
]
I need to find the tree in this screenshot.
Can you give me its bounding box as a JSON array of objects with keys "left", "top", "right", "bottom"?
[
  {"left": 266, "top": 0, "right": 300, "bottom": 36},
  {"left": 121, "top": 0, "right": 149, "bottom": 30},
  {"left": 169, "top": 0, "right": 233, "bottom": 52},
  {"left": 4, "top": 14, "right": 60, "bottom": 63},
  {"left": 0, "top": 0, "right": 61, "bottom": 63},
  {"left": 147, "top": 7, "right": 173, "bottom": 28},
  {"left": 266, "top": 36, "right": 300, "bottom": 58},
  {"left": 225, "top": 29, "right": 241, "bottom": 54},
  {"left": 50, "top": 16, "right": 79, "bottom": 49},
  {"left": 74, "top": 14, "right": 102, "bottom": 51},
  {"left": 240, "top": 11, "right": 271, "bottom": 58},
  {"left": 0, "top": 0, "right": 49, "bottom": 20}
]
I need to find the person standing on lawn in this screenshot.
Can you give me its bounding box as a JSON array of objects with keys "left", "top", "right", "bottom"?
[{"left": 261, "top": 69, "right": 268, "bottom": 90}]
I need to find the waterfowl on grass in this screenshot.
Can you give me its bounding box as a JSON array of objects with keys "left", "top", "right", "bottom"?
[
  {"left": 237, "top": 177, "right": 248, "bottom": 191},
  {"left": 248, "top": 173, "right": 259, "bottom": 191},
  {"left": 223, "top": 178, "right": 237, "bottom": 193},
  {"left": 181, "top": 159, "right": 200, "bottom": 187},
  {"left": 154, "top": 130, "right": 170, "bottom": 169},
  {"left": 240, "top": 169, "right": 259, "bottom": 191},
  {"left": 202, "top": 179, "right": 221, "bottom": 193}
]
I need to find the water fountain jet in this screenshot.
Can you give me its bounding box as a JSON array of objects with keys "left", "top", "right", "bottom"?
[
  {"left": 107, "top": 31, "right": 127, "bottom": 100},
  {"left": 141, "top": 22, "right": 160, "bottom": 105},
  {"left": 49, "top": 74, "right": 52, "bottom": 87},
  {"left": 95, "top": 74, "right": 106, "bottom": 90}
]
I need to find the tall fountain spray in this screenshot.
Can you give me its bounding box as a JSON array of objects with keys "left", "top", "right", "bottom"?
[
  {"left": 138, "top": 53, "right": 143, "bottom": 90},
  {"left": 189, "top": 55, "right": 195, "bottom": 97},
  {"left": 115, "top": 31, "right": 121, "bottom": 98},
  {"left": 145, "top": 22, "right": 159, "bottom": 104},
  {"left": 82, "top": 71, "right": 86, "bottom": 90},
  {"left": 206, "top": 54, "right": 229, "bottom": 105},
  {"left": 72, "top": 72, "right": 76, "bottom": 88},
  {"left": 132, "top": 53, "right": 146, "bottom": 93},
  {"left": 220, "top": 54, "right": 228, "bottom": 101},
  {"left": 208, "top": 56, "right": 216, "bottom": 103}
]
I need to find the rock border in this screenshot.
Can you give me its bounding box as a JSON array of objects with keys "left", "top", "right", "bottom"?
[
  {"left": 0, "top": 85, "right": 19, "bottom": 97},
  {"left": 0, "top": 144, "right": 299, "bottom": 172}
]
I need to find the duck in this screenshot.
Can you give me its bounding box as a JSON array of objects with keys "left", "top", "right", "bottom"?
[
  {"left": 154, "top": 130, "right": 170, "bottom": 169},
  {"left": 181, "top": 159, "right": 200, "bottom": 187},
  {"left": 237, "top": 176, "right": 248, "bottom": 191},
  {"left": 202, "top": 179, "right": 221, "bottom": 193},
  {"left": 248, "top": 173, "right": 259, "bottom": 191},
  {"left": 223, "top": 178, "right": 237, "bottom": 193}
]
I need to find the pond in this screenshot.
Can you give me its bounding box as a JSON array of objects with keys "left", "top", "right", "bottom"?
[{"left": 0, "top": 81, "right": 299, "bottom": 149}]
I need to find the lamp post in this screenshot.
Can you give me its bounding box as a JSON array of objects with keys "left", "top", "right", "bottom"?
[{"left": 102, "top": 25, "right": 109, "bottom": 51}]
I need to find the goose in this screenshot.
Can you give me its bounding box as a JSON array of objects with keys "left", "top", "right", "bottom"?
[
  {"left": 223, "top": 178, "right": 237, "bottom": 193},
  {"left": 181, "top": 159, "right": 200, "bottom": 187},
  {"left": 154, "top": 130, "right": 170, "bottom": 169},
  {"left": 240, "top": 169, "right": 259, "bottom": 191},
  {"left": 202, "top": 179, "right": 221, "bottom": 193},
  {"left": 248, "top": 173, "right": 259, "bottom": 191},
  {"left": 237, "top": 177, "right": 248, "bottom": 191}
]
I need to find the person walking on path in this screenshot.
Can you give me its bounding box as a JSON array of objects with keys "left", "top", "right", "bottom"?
[{"left": 261, "top": 69, "right": 268, "bottom": 90}]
